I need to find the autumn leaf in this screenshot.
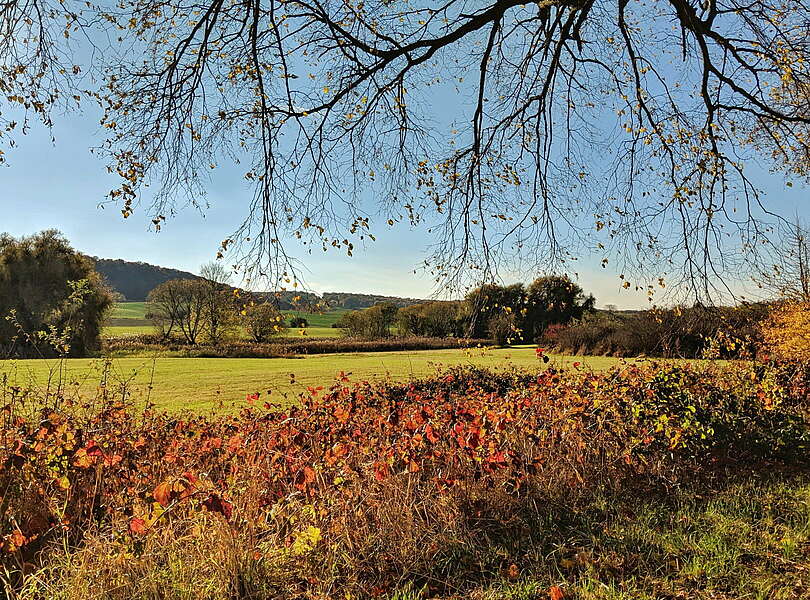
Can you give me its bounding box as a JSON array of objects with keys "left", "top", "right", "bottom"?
[
  {"left": 129, "top": 518, "right": 148, "bottom": 535},
  {"left": 548, "top": 585, "right": 566, "bottom": 600},
  {"left": 202, "top": 494, "right": 233, "bottom": 520},
  {"left": 152, "top": 481, "right": 172, "bottom": 507}
]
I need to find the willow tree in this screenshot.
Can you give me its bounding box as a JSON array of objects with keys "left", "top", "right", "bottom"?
[{"left": 2, "top": 0, "right": 809, "bottom": 298}]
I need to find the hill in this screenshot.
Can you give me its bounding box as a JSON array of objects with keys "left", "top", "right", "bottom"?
[
  {"left": 91, "top": 257, "right": 426, "bottom": 307},
  {"left": 92, "top": 258, "right": 201, "bottom": 301}
]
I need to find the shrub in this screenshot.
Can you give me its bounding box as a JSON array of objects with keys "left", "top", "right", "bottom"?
[
  {"left": 0, "top": 230, "right": 114, "bottom": 358},
  {"left": 289, "top": 316, "right": 309, "bottom": 328},
  {"left": 243, "top": 303, "right": 288, "bottom": 342},
  {"left": 0, "top": 360, "right": 807, "bottom": 597},
  {"left": 102, "top": 335, "right": 490, "bottom": 358},
  {"left": 762, "top": 301, "right": 810, "bottom": 361},
  {"left": 553, "top": 304, "right": 769, "bottom": 358}
]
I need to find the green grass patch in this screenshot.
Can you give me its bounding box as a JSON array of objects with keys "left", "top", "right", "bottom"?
[
  {"left": 0, "top": 348, "right": 625, "bottom": 412},
  {"left": 104, "top": 302, "right": 350, "bottom": 338},
  {"left": 109, "top": 302, "right": 149, "bottom": 319},
  {"left": 467, "top": 472, "right": 810, "bottom": 599}
]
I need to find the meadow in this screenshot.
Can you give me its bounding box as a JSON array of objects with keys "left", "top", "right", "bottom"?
[
  {"left": 0, "top": 347, "right": 623, "bottom": 411},
  {"left": 102, "top": 302, "right": 349, "bottom": 338}
]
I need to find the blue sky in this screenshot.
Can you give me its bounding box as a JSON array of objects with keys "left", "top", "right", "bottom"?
[{"left": 1, "top": 100, "right": 806, "bottom": 309}]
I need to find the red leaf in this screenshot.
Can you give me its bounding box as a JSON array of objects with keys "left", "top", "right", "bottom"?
[
  {"left": 129, "top": 518, "right": 148, "bottom": 535},
  {"left": 373, "top": 461, "right": 389, "bottom": 481},
  {"left": 202, "top": 494, "right": 233, "bottom": 520}
]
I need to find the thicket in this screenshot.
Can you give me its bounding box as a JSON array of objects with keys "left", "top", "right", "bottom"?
[
  {"left": 335, "top": 302, "right": 399, "bottom": 338},
  {"left": 0, "top": 230, "right": 114, "bottom": 358},
  {"left": 549, "top": 304, "right": 770, "bottom": 358},
  {"left": 0, "top": 359, "right": 807, "bottom": 598}
]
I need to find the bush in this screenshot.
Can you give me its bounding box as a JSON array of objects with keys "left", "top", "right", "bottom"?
[
  {"left": 243, "top": 303, "right": 288, "bottom": 342},
  {"left": 0, "top": 230, "right": 114, "bottom": 358},
  {"left": 1, "top": 360, "right": 807, "bottom": 597},
  {"left": 762, "top": 301, "right": 810, "bottom": 361},
  {"left": 553, "top": 304, "right": 769, "bottom": 358},
  {"left": 289, "top": 316, "right": 309, "bottom": 328},
  {"left": 336, "top": 303, "right": 398, "bottom": 338}
]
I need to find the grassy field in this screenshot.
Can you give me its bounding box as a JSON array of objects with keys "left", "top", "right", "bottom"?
[
  {"left": 0, "top": 348, "right": 627, "bottom": 412},
  {"left": 109, "top": 302, "right": 149, "bottom": 319},
  {"left": 103, "top": 302, "right": 348, "bottom": 338}
]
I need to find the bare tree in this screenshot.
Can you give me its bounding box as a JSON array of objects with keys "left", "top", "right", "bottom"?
[
  {"left": 756, "top": 217, "right": 810, "bottom": 302},
  {"left": 199, "top": 261, "right": 235, "bottom": 343},
  {"left": 147, "top": 279, "right": 208, "bottom": 343},
  {"left": 2, "top": 0, "right": 810, "bottom": 297}
]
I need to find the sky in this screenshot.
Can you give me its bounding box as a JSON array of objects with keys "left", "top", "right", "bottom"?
[{"left": 1, "top": 94, "right": 807, "bottom": 310}]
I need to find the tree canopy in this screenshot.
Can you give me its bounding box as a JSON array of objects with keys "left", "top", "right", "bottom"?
[
  {"left": 2, "top": 0, "right": 809, "bottom": 297},
  {"left": 0, "top": 230, "right": 114, "bottom": 357}
]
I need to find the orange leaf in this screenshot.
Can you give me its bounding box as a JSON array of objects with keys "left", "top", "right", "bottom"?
[
  {"left": 152, "top": 482, "right": 172, "bottom": 507},
  {"left": 548, "top": 585, "right": 566, "bottom": 600}
]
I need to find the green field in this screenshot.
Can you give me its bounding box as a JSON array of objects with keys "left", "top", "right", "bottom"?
[
  {"left": 103, "top": 301, "right": 348, "bottom": 338},
  {"left": 109, "top": 302, "right": 149, "bottom": 319},
  {"left": 0, "top": 348, "right": 629, "bottom": 412}
]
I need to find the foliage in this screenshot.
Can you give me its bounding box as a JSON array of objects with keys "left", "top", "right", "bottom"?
[
  {"left": 465, "top": 278, "right": 594, "bottom": 341},
  {"left": 336, "top": 302, "right": 399, "bottom": 338},
  {"left": 552, "top": 304, "right": 769, "bottom": 358},
  {"left": 465, "top": 284, "right": 526, "bottom": 339},
  {"left": 0, "top": 230, "right": 114, "bottom": 358},
  {"left": 0, "top": 359, "right": 807, "bottom": 597},
  {"left": 523, "top": 276, "right": 595, "bottom": 341},
  {"left": 242, "top": 303, "right": 288, "bottom": 343},
  {"left": 762, "top": 302, "right": 810, "bottom": 362},
  {"left": 2, "top": 0, "right": 808, "bottom": 291},
  {"left": 397, "top": 301, "right": 467, "bottom": 338}
]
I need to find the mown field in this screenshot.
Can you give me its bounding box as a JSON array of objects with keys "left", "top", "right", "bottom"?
[
  {"left": 0, "top": 347, "right": 623, "bottom": 411},
  {"left": 103, "top": 302, "right": 349, "bottom": 338}
]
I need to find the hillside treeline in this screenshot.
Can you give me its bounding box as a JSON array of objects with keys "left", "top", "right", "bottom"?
[{"left": 336, "top": 276, "right": 595, "bottom": 344}]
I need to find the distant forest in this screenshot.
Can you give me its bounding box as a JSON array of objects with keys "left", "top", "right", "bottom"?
[{"left": 92, "top": 257, "right": 424, "bottom": 309}]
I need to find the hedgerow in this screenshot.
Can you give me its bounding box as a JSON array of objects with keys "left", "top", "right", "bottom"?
[
  {"left": 102, "top": 335, "right": 491, "bottom": 358},
  {"left": 0, "top": 358, "right": 808, "bottom": 598}
]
